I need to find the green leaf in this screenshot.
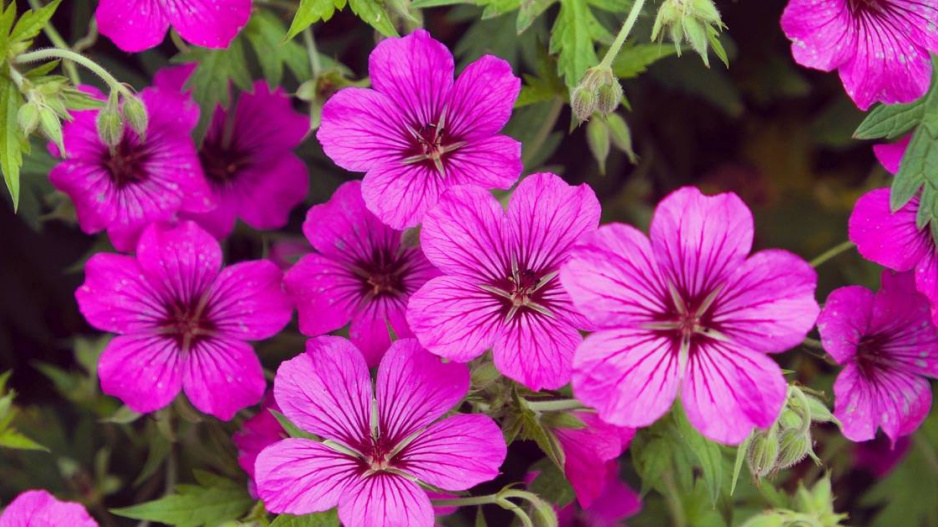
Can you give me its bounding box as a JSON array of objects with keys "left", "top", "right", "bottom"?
[
  {"left": 854, "top": 98, "right": 926, "bottom": 140},
  {"left": 245, "top": 10, "right": 312, "bottom": 87},
  {"left": 175, "top": 38, "right": 252, "bottom": 142},
  {"left": 0, "top": 371, "right": 10, "bottom": 394},
  {"left": 411, "top": 0, "right": 467, "bottom": 6},
  {"left": 270, "top": 409, "right": 317, "bottom": 440},
  {"left": 269, "top": 511, "right": 340, "bottom": 526},
  {"left": 672, "top": 404, "right": 725, "bottom": 505},
  {"left": 133, "top": 431, "right": 172, "bottom": 486},
  {"left": 550, "top": 0, "right": 598, "bottom": 89},
  {"left": 0, "top": 428, "right": 49, "bottom": 451},
  {"left": 476, "top": 0, "right": 521, "bottom": 18},
  {"left": 0, "top": 73, "right": 25, "bottom": 210},
  {"left": 112, "top": 471, "right": 254, "bottom": 527},
  {"left": 9, "top": 0, "right": 62, "bottom": 45},
  {"left": 892, "top": 120, "right": 938, "bottom": 214},
  {"left": 528, "top": 458, "right": 576, "bottom": 507},
  {"left": 348, "top": 0, "right": 399, "bottom": 37},
  {"left": 516, "top": 0, "right": 554, "bottom": 34},
  {"left": 612, "top": 43, "right": 679, "bottom": 79},
  {"left": 475, "top": 506, "right": 488, "bottom": 527},
  {"left": 286, "top": 0, "right": 346, "bottom": 41}
]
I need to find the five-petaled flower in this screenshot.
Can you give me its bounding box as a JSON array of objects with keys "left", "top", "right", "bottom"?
[
  {"left": 407, "top": 172, "right": 600, "bottom": 391},
  {"left": 50, "top": 86, "right": 214, "bottom": 252},
  {"left": 781, "top": 0, "right": 938, "bottom": 110},
  {"left": 561, "top": 187, "right": 820, "bottom": 444},
  {"left": 96, "top": 0, "right": 251, "bottom": 52},
  {"left": 317, "top": 29, "right": 523, "bottom": 229},
  {"left": 0, "top": 490, "right": 98, "bottom": 527},
  {"left": 255, "top": 336, "right": 507, "bottom": 527},
  {"left": 284, "top": 181, "right": 440, "bottom": 366},
  {"left": 75, "top": 221, "right": 292, "bottom": 420},
  {"left": 817, "top": 270, "right": 938, "bottom": 443}
]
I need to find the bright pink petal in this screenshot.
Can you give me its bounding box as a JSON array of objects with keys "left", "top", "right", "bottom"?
[
  {"left": 873, "top": 136, "right": 911, "bottom": 175},
  {"left": 780, "top": 0, "right": 856, "bottom": 71},
  {"left": 849, "top": 189, "right": 931, "bottom": 272},
  {"left": 182, "top": 337, "right": 265, "bottom": 420},
  {"left": 555, "top": 413, "right": 634, "bottom": 508},
  {"left": 165, "top": 0, "right": 251, "bottom": 49},
  {"left": 871, "top": 270, "right": 938, "bottom": 377},
  {"left": 98, "top": 335, "right": 182, "bottom": 414},
  {"left": 396, "top": 414, "right": 506, "bottom": 491},
  {"left": 369, "top": 29, "right": 453, "bottom": 129},
  {"left": 377, "top": 339, "right": 469, "bottom": 445},
  {"left": 572, "top": 329, "right": 681, "bottom": 429},
  {"left": 337, "top": 473, "right": 435, "bottom": 527},
  {"left": 318, "top": 88, "right": 408, "bottom": 172},
  {"left": 302, "top": 180, "right": 398, "bottom": 262},
  {"left": 507, "top": 172, "right": 601, "bottom": 273},
  {"left": 0, "top": 490, "right": 98, "bottom": 527},
  {"left": 96, "top": 0, "right": 169, "bottom": 52},
  {"left": 582, "top": 463, "right": 642, "bottom": 527},
  {"left": 349, "top": 299, "right": 411, "bottom": 367},
  {"left": 274, "top": 337, "right": 372, "bottom": 449},
  {"left": 817, "top": 285, "right": 875, "bottom": 365},
  {"left": 283, "top": 253, "right": 358, "bottom": 338},
  {"left": 255, "top": 438, "right": 360, "bottom": 515},
  {"left": 835, "top": 363, "right": 932, "bottom": 444},
  {"left": 446, "top": 55, "right": 520, "bottom": 139},
  {"left": 233, "top": 396, "right": 285, "bottom": 480},
  {"left": 361, "top": 161, "right": 444, "bottom": 229},
  {"left": 446, "top": 134, "right": 522, "bottom": 189},
  {"left": 561, "top": 223, "right": 667, "bottom": 328},
  {"left": 407, "top": 276, "right": 503, "bottom": 363},
  {"left": 650, "top": 187, "right": 754, "bottom": 301},
  {"left": 75, "top": 254, "right": 161, "bottom": 334},
  {"left": 206, "top": 261, "right": 292, "bottom": 340},
  {"left": 419, "top": 185, "right": 508, "bottom": 278},
  {"left": 135, "top": 221, "right": 223, "bottom": 300},
  {"left": 914, "top": 250, "right": 938, "bottom": 326},
  {"left": 712, "top": 249, "right": 820, "bottom": 353},
  {"left": 153, "top": 64, "right": 196, "bottom": 93},
  {"left": 681, "top": 341, "right": 787, "bottom": 445},
  {"left": 493, "top": 315, "right": 582, "bottom": 391}
]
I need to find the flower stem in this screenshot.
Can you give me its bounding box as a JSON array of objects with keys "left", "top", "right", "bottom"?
[
  {"left": 15, "top": 47, "right": 129, "bottom": 95},
  {"left": 26, "top": 0, "right": 81, "bottom": 84},
  {"left": 432, "top": 495, "right": 500, "bottom": 507},
  {"left": 598, "top": 0, "right": 647, "bottom": 69},
  {"left": 526, "top": 398, "right": 585, "bottom": 412},
  {"left": 303, "top": 27, "right": 323, "bottom": 78},
  {"left": 809, "top": 240, "right": 855, "bottom": 268}
]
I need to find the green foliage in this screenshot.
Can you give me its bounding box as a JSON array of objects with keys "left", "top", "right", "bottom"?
[
  {"left": 740, "top": 475, "right": 847, "bottom": 527},
  {"left": 269, "top": 511, "right": 341, "bottom": 526},
  {"left": 175, "top": 38, "right": 252, "bottom": 141},
  {"left": 112, "top": 470, "right": 255, "bottom": 527},
  {"left": 528, "top": 458, "right": 576, "bottom": 507},
  {"left": 0, "top": 371, "right": 48, "bottom": 452},
  {"left": 244, "top": 10, "right": 312, "bottom": 88},
  {"left": 287, "top": 0, "right": 397, "bottom": 41},
  {"left": 612, "top": 43, "right": 679, "bottom": 79},
  {"left": 0, "top": 72, "right": 24, "bottom": 209},
  {"left": 501, "top": 392, "right": 566, "bottom": 469}
]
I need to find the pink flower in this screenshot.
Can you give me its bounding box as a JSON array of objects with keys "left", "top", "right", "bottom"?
[
  {"left": 407, "top": 172, "right": 600, "bottom": 391},
  {"left": 96, "top": 0, "right": 251, "bottom": 52},
  {"left": 233, "top": 394, "right": 286, "bottom": 488},
  {"left": 554, "top": 412, "right": 634, "bottom": 509},
  {"left": 283, "top": 181, "right": 440, "bottom": 366},
  {"left": 0, "top": 490, "right": 97, "bottom": 527},
  {"left": 255, "top": 337, "right": 507, "bottom": 527},
  {"left": 872, "top": 135, "right": 911, "bottom": 175},
  {"left": 317, "top": 29, "right": 522, "bottom": 229},
  {"left": 50, "top": 87, "right": 213, "bottom": 252},
  {"left": 817, "top": 271, "right": 938, "bottom": 443},
  {"left": 854, "top": 435, "right": 911, "bottom": 476},
  {"left": 75, "top": 221, "right": 292, "bottom": 420},
  {"left": 780, "top": 0, "right": 938, "bottom": 110},
  {"left": 561, "top": 187, "right": 820, "bottom": 444},
  {"left": 268, "top": 238, "right": 311, "bottom": 270},
  {"left": 155, "top": 66, "right": 310, "bottom": 238},
  {"left": 556, "top": 463, "right": 641, "bottom": 527}
]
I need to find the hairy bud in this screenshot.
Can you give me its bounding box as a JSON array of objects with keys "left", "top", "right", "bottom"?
[
  {"left": 122, "top": 93, "right": 149, "bottom": 141},
  {"left": 571, "top": 66, "right": 623, "bottom": 122},
  {"left": 746, "top": 427, "right": 780, "bottom": 478},
  {"left": 17, "top": 102, "right": 40, "bottom": 135},
  {"left": 776, "top": 428, "right": 812, "bottom": 470},
  {"left": 97, "top": 92, "right": 125, "bottom": 148},
  {"left": 651, "top": 0, "right": 727, "bottom": 67}
]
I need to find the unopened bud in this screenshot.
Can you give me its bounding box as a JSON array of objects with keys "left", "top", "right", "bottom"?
[
  {"left": 296, "top": 80, "right": 316, "bottom": 102},
  {"left": 39, "top": 107, "right": 64, "bottom": 154},
  {"left": 586, "top": 119, "right": 610, "bottom": 174},
  {"left": 97, "top": 92, "right": 124, "bottom": 148},
  {"left": 17, "top": 102, "right": 40, "bottom": 135},
  {"left": 596, "top": 80, "right": 623, "bottom": 115},
  {"left": 776, "top": 428, "right": 812, "bottom": 469},
  {"left": 651, "top": 0, "right": 727, "bottom": 67},
  {"left": 746, "top": 428, "right": 779, "bottom": 478},
  {"left": 570, "top": 85, "right": 596, "bottom": 123},
  {"left": 571, "top": 66, "right": 621, "bottom": 122},
  {"left": 122, "top": 93, "right": 149, "bottom": 140}
]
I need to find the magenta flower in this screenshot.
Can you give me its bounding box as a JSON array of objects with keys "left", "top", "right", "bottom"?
[
  {"left": 407, "top": 172, "right": 600, "bottom": 391},
  {"left": 873, "top": 135, "right": 911, "bottom": 175},
  {"left": 155, "top": 66, "right": 310, "bottom": 238},
  {"left": 317, "top": 29, "right": 522, "bottom": 229},
  {"left": 75, "top": 221, "right": 292, "bottom": 420},
  {"left": 854, "top": 435, "right": 911, "bottom": 476},
  {"left": 780, "top": 0, "right": 938, "bottom": 110},
  {"left": 50, "top": 87, "right": 213, "bottom": 252},
  {"left": 283, "top": 181, "right": 440, "bottom": 366},
  {"left": 0, "top": 490, "right": 97, "bottom": 527},
  {"left": 234, "top": 394, "right": 286, "bottom": 492},
  {"left": 96, "top": 0, "right": 251, "bottom": 52},
  {"left": 556, "top": 462, "right": 642, "bottom": 527},
  {"left": 554, "top": 412, "right": 634, "bottom": 509},
  {"left": 817, "top": 271, "right": 938, "bottom": 443},
  {"left": 561, "top": 187, "right": 820, "bottom": 444},
  {"left": 255, "top": 337, "right": 507, "bottom": 527}
]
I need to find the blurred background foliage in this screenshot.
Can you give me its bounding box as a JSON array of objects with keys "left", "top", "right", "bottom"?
[{"left": 0, "top": 0, "right": 933, "bottom": 525}]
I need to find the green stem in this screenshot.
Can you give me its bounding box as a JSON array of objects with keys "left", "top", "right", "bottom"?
[
  {"left": 809, "top": 240, "right": 855, "bottom": 268},
  {"left": 27, "top": 0, "right": 81, "bottom": 84},
  {"left": 303, "top": 27, "right": 323, "bottom": 77},
  {"left": 15, "top": 47, "right": 129, "bottom": 95},
  {"left": 598, "top": 0, "right": 647, "bottom": 69},
  {"left": 801, "top": 337, "right": 824, "bottom": 350},
  {"left": 526, "top": 398, "right": 585, "bottom": 412},
  {"left": 432, "top": 495, "right": 500, "bottom": 508}
]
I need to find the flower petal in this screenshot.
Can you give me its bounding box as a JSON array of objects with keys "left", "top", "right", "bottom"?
[
  {"left": 780, "top": 0, "right": 856, "bottom": 71},
  {"left": 493, "top": 314, "right": 582, "bottom": 391},
  {"left": 283, "top": 253, "right": 358, "bottom": 338},
  {"left": 817, "top": 285, "right": 875, "bottom": 365},
  {"left": 207, "top": 261, "right": 292, "bottom": 340},
  {"left": 0, "top": 490, "right": 98, "bottom": 527},
  {"left": 446, "top": 55, "right": 520, "bottom": 139},
  {"left": 98, "top": 335, "right": 182, "bottom": 414},
  {"left": 572, "top": 329, "right": 681, "bottom": 429},
  {"left": 362, "top": 161, "right": 445, "bottom": 230},
  {"left": 849, "top": 189, "right": 931, "bottom": 272},
  {"left": 255, "top": 438, "right": 360, "bottom": 515},
  {"left": 274, "top": 336, "right": 373, "bottom": 449},
  {"left": 873, "top": 270, "right": 938, "bottom": 377},
  {"left": 555, "top": 413, "right": 634, "bottom": 508},
  {"left": 681, "top": 341, "right": 787, "bottom": 445},
  {"left": 135, "top": 221, "right": 223, "bottom": 300},
  {"left": 396, "top": 414, "right": 506, "bottom": 491},
  {"left": 318, "top": 88, "right": 408, "bottom": 172},
  {"left": 349, "top": 298, "right": 411, "bottom": 368},
  {"left": 834, "top": 363, "right": 932, "bottom": 444},
  {"left": 76, "top": 254, "right": 162, "bottom": 334},
  {"left": 873, "top": 136, "right": 910, "bottom": 175},
  {"left": 302, "top": 181, "right": 399, "bottom": 263},
  {"left": 96, "top": 0, "right": 169, "bottom": 52},
  {"left": 182, "top": 337, "right": 265, "bottom": 420},
  {"left": 165, "top": 0, "right": 251, "bottom": 49},
  {"left": 377, "top": 339, "right": 469, "bottom": 445},
  {"left": 338, "top": 473, "right": 435, "bottom": 527},
  {"left": 446, "top": 134, "right": 522, "bottom": 190}
]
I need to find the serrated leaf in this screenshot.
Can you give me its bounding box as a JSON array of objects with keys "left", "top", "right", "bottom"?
[
  {"left": 612, "top": 43, "right": 679, "bottom": 79},
  {"left": 348, "top": 0, "right": 399, "bottom": 37},
  {"left": 269, "top": 511, "right": 340, "bottom": 526},
  {"left": 517, "top": 0, "right": 554, "bottom": 34},
  {"left": 112, "top": 471, "right": 253, "bottom": 527},
  {"left": 477, "top": 0, "right": 522, "bottom": 18},
  {"left": 245, "top": 10, "right": 311, "bottom": 87},
  {"left": 286, "top": 0, "right": 344, "bottom": 41},
  {"left": 175, "top": 38, "right": 252, "bottom": 142},
  {"left": 672, "top": 405, "right": 725, "bottom": 505},
  {"left": 893, "top": 121, "right": 938, "bottom": 214},
  {"left": 0, "top": 73, "right": 24, "bottom": 210},
  {"left": 550, "top": 0, "right": 598, "bottom": 89},
  {"left": 9, "top": 0, "right": 62, "bottom": 44},
  {"left": 854, "top": 98, "right": 926, "bottom": 140},
  {"left": 0, "top": 428, "right": 49, "bottom": 451}
]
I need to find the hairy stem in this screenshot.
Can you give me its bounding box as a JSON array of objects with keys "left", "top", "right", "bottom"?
[
  {"left": 525, "top": 398, "right": 586, "bottom": 412},
  {"left": 27, "top": 0, "right": 81, "bottom": 84},
  {"left": 15, "top": 47, "right": 129, "bottom": 95},
  {"left": 598, "top": 0, "right": 647, "bottom": 69},
  {"left": 809, "top": 240, "right": 855, "bottom": 268},
  {"left": 303, "top": 27, "right": 323, "bottom": 78}
]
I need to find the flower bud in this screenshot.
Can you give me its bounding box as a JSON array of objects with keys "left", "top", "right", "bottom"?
[
  {"left": 17, "top": 102, "right": 40, "bottom": 135},
  {"left": 651, "top": 0, "right": 727, "bottom": 67},
  {"left": 296, "top": 80, "right": 317, "bottom": 102},
  {"left": 595, "top": 79, "right": 623, "bottom": 115},
  {"left": 776, "top": 427, "right": 812, "bottom": 469},
  {"left": 586, "top": 119, "right": 610, "bottom": 174},
  {"left": 571, "top": 66, "right": 622, "bottom": 122},
  {"left": 746, "top": 427, "right": 780, "bottom": 478},
  {"left": 39, "top": 107, "right": 65, "bottom": 155},
  {"left": 121, "top": 93, "right": 149, "bottom": 140},
  {"left": 570, "top": 85, "right": 596, "bottom": 123},
  {"left": 97, "top": 92, "right": 124, "bottom": 148}
]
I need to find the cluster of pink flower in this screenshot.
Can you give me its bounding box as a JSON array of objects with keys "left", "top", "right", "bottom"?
[{"left": 7, "top": 0, "right": 938, "bottom": 525}]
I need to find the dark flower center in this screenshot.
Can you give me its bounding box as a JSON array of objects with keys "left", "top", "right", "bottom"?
[
  {"left": 103, "top": 137, "right": 151, "bottom": 189},
  {"left": 401, "top": 112, "right": 467, "bottom": 177},
  {"left": 361, "top": 435, "right": 400, "bottom": 472},
  {"left": 485, "top": 263, "right": 558, "bottom": 321},
  {"left": 353, "top": 247, "right": 411, "bottom": 299},
  {"left": 856, "top": 334, "right": 891, "bottom": 377},
  {"left": 646, "top": 282, "right": 723, "bottom": 354},
  {"left": 199, "top": 138, "right": 252, "bottom": 186},
  {"left": 158, "top": 295, "right": 216, "bottom": 351},
  {"left": 848, "top": 0, "right": 887, "bottom": 14}
]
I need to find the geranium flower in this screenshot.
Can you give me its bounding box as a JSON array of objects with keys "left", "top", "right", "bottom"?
[
  {"left": 97, "top": 0, "right": 251, "bottom": 52},
  {"left": 255, "top": 337, "right": 506, "bottom": 527},
  {"left": 283, "top": 181, "right": 440, "bottom": 366},
  {"left": 561, "top": 187, "right": 819, "bottom": 444},
  {"left": 317, "top": 29, "right": 522, "bottom": 229},
  {"left": 0, "top": 490, "right": 97, "bottom": 527},
  {"left": 780, "top": 0, "right": 938, "bottom": 110},
  {"left": 233, "top": 394, "right": 286, "bottom": 494},
  {"left": 75, "top": 221, "right": 292, "bottom": 420},
  {"left": 817, "top": 270, "right": 938, "bottom": 443},
  {"left": 155, "top": 65, "right": 310, "bottom": 238},
  {"left": 407, "top": 172, "right": 600, "bottom": 391},
  {"left": 854, "top": 435, "right": 911, "bottom": 476},
  {"left": 554, "top": 412, "right": 634, "bottom": 508},
  {"left": 50, "top": 87, "right": 213, "bottom": 252},
  {"left": 557, "top": 462, "right": 641, "bottom": 527}
]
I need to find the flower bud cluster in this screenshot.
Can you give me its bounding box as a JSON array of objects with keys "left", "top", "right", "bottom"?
[
  {"left": 96, "top": 89, "right": 149, "bottom": 148},
  {"left": 571, "top": 66, "right": 623, "bottom": 123},
  {"left": 651, "top": 0, "right": 728, "bottom": 67}
]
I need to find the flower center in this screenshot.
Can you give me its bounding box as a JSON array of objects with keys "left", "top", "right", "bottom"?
[
  {"left": 856, "top": 334, "right": 891, "bottom": 377},
  {"left": 353, "top": 247, "right": 410, "bottom": 299},
  {"left": 483, "top": 262, "right": 558, "bottom": 322},
  {"left": 848, "top": 0, "right": 887, "bottom": 14},
  {"left": 158, "top": 296, "right": 216, "bottom": 351},
  {"left": 362, "top": 436, "right": 399, "bottom": 473},
  {"left": 199, "top": 139, "right": 251, "bottom": 186},
  {"left": 644, "top": 282, "right": 725, "bottom": 350},
  {"left": 103, "top": 137, "right": 150, "bottom": 189},
  {"left": 401, "top": 111, "right": 467, "bottom": 177}
]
